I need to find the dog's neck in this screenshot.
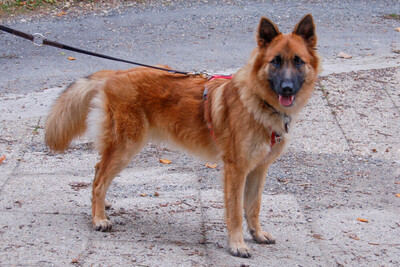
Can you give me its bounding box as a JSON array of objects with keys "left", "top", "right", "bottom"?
[{"left": 262, "top": 99, "right": 291, "bottom": 133}]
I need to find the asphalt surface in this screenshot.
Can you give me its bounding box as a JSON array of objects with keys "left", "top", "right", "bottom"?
[
  {"left": 0, "top": 0, "right": 399, "bottom": 94},
  {"left": 0, "top": 0, "right": 400, "bottom": 266}
]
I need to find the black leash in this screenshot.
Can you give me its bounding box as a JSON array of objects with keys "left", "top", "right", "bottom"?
[{"left": 0, "top": 24, "right": 205, "bottom": 77}]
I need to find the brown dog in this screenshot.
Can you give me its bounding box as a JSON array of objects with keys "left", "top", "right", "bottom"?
[{"left": 45, "top": 14, "right": 319, "bottom": 258}]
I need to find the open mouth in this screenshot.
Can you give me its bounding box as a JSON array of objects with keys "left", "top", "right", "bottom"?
[{"left": 278, "top": 95, "right": 295, "bottom": 107}]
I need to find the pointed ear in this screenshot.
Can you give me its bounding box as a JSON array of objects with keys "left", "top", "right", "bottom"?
[
  {"left": 293, "top": 14, "right": 317, "bottom": 48},
  {"left": 257, "top": 17, "right": 281, "bottom": 47}
]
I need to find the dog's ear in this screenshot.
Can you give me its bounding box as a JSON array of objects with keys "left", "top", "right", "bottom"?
[
  {"left": 257, "top": 17, "right": 281, "bottom": 47},
  {"left": 293, "top": 14, "right": 317, "bottom": 48}
]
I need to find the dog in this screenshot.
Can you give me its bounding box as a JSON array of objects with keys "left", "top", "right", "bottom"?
[{"left": 45, "top": 14, "right": 319, "bottom": 258}]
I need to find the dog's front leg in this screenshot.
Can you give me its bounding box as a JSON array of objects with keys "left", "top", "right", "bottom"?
[
  {"left": 244, "top": 163, "right": 276, "bottom": 245},
  {"left": 224, "top": 163, "right": 251, "bottom": 258}
]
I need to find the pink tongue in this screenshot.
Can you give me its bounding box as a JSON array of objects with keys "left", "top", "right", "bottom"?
[{"left": 279, "top": 95, "right": 294, "bottom": 107}]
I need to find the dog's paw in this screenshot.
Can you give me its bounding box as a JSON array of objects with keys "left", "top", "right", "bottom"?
[
  {"left": 250, "top": 230, "right": 276, "bottom": 244},
  {"left": 229, "top": 242, "right": 252, "bottom": 258},
  {"left": 93, "top": 219, "right": 113, "bottom": 232}
]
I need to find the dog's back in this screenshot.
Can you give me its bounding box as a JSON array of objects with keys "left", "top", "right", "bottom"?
[{"left": 45, "top": 68, "right": 215, "bottom": 156}]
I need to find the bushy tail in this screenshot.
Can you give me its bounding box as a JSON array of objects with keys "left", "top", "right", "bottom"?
[{"left": 45, "top": 76, "right": 106, "bottom": 152}]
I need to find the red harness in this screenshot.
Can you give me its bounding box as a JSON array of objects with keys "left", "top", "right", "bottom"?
[
  {"left": 204, "top": 75, "right": 281, "bottom": 147},
  {"left": 203, "top": 75, "right": 232, "bottom": 144}
]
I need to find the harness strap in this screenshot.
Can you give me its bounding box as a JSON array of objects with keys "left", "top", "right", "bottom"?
[{"left": 203, "top": 75, "right": 233, "bottom": 143}]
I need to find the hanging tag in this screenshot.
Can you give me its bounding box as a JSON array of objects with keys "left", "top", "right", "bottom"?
[{"left": 285, "top": 122, "right": 289, "bottom": 133}]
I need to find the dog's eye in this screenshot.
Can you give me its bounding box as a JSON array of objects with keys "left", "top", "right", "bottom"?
[
  {"left": 270, "top": 56, "right": 281, "bottom": 67},
  {"left": 294, "top": 56, "right": 304, "bottom": 67}
]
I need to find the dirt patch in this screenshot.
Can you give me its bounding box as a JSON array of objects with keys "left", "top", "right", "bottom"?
[
  {"left": 382, "top": 13, "right": 400, "bottom": 21},
  {"left": 0, "top": 0, "right": 145, "bottom": 22}
]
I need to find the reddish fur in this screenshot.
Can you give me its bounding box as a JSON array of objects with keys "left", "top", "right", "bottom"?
[{"left": 45, "top": 15, "right": 320, "bottom": 258}]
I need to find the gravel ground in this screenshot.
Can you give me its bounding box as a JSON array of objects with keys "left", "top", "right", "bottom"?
[
  {"left": 0, "top": 2, "right": 400, "bottom": 265},
  {"left": 1, "top": 66, "right": 399, "bottom": 265}
]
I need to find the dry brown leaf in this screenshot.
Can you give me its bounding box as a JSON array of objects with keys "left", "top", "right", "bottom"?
[
  {"left": 395, "top": 27, "right": 400, "bottom": 32},
  {"left": 338, "top": 52, "right": 352, "bottom": 59},
  {"left": 0, "top": 155, "right": 5, "bottom": 164},
  {"left": 369, "top": 242, "right": 380, "bottom": 245},
  {"left": 159, "top": 158, "right": 172, "bottom": 164},
  {"left": 312, "top": 234, "right": 325, "bottom": 240},
  {"left": 395, "top": 181, "right": 400, "bottom": 185},
  {"left": 69, "top": 182, "right": 90, "bottom": 191},
  {"left": 57, "top": 11, "right": 66, "bottom": 17},
  {"left": 154, "top": 192, "right": 160, "bottom": 197},
  {"left": 68, "top": 56, "right": 75, "bottom": 60},
  {"left": 357, "top": 217, "right": 369, "bottom": 223},
  {"left": 349, "top": 235, "right": 360, "bottom": 240},
  {"left": 205, "top": 162, "right": 217, "bottom": 169},
  {"left": 396, "top": 193, "right": 400, "bottom": 198},
  {"left": 140, "top": 193, "right": 147, "bottom": 197}
]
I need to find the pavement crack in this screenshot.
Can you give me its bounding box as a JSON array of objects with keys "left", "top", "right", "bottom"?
[
  {"left": 317, "top": 80, "right": 354, "bottom": 155},
  {"left": 0, "top": 117, "right": 42, "bottom": 194}
]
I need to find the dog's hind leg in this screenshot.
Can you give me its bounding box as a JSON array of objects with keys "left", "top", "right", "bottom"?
[
  {"left": 244, "top": 163, "right": 276, "bottom": 245},
  {"left": 92, "top": 139, "right": 144, "bottom": 232},
  {"left": 93, "top": 163, "right": 112, "bottom": 210}
]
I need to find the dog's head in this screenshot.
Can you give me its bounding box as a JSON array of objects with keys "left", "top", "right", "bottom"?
[{"left": 253, "top": 14, "right": 319, "bottom": 111}]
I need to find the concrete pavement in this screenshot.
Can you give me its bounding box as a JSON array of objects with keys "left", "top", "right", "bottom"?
[{"left": 0, "top": 56, "right": 400, "bottom": 266}]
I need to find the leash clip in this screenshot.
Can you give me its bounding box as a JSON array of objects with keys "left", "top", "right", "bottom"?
[
  {"left": 33, "top": 33, "right": 44, "bottom": 47},
  {"left": 188, "top": 72, "right": 210, "bottom": 79}
]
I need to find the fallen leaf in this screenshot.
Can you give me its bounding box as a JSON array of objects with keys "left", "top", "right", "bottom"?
[
  {"left": 349, "top": 235, "right": 360, "bottom": 240},
  {"left": 395, "top": 181, "right": 400, "bottom": 185},
  {"left": 357, "top": 217, "right": 369, "bottom": 223},
  {"left": 338, "top": 52, "right": 352, "bottom": 59},
  {"left": 57, "top": 11, "right": 66, "bottom": 17},
  {"left": 140, "top": 193, "right": 147, "bottom": 197},
  {"left": 69, "top": 182, "right": 90, "bottom": 191},
  {"left": 68, "top": 56, "right": 75, "bottom": 60},
  {"left": 312, "top": 234, "right": 325, "bottom": 240},
  {"left": 159, "top": 158, "right": 172, "bottom": 164},
  {"left": 205, "top": 162, "right": 217, "bottom": 169},
  {"left": 277, "top": 178, "right": 290, "bottom": 185},
  {"left": 395, "top": 27, "right": 400, "bottom": 32},
  {"left": 371, "top": 148, "right": 377, "bottom": 153},
  {"left": 396, "top": 193, "right": 400, "bottom": 198},
  {"left": 369, "top": 242, "right": 380, "bottom": 245},
  {"left": 154, "top": 192, "right": 160, "bottom": 197},
  {"left": 0, "top": 155, "right": 5, "bottom": 164}
]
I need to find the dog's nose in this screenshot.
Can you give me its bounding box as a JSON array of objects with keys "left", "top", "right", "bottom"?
[{"left": 281, "top": 79, "right": 294, "bottom": 95}]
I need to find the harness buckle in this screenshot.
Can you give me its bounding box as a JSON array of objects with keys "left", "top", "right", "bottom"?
[{"left": 33, "top": 33, "right": 44, "bottom": 47}]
